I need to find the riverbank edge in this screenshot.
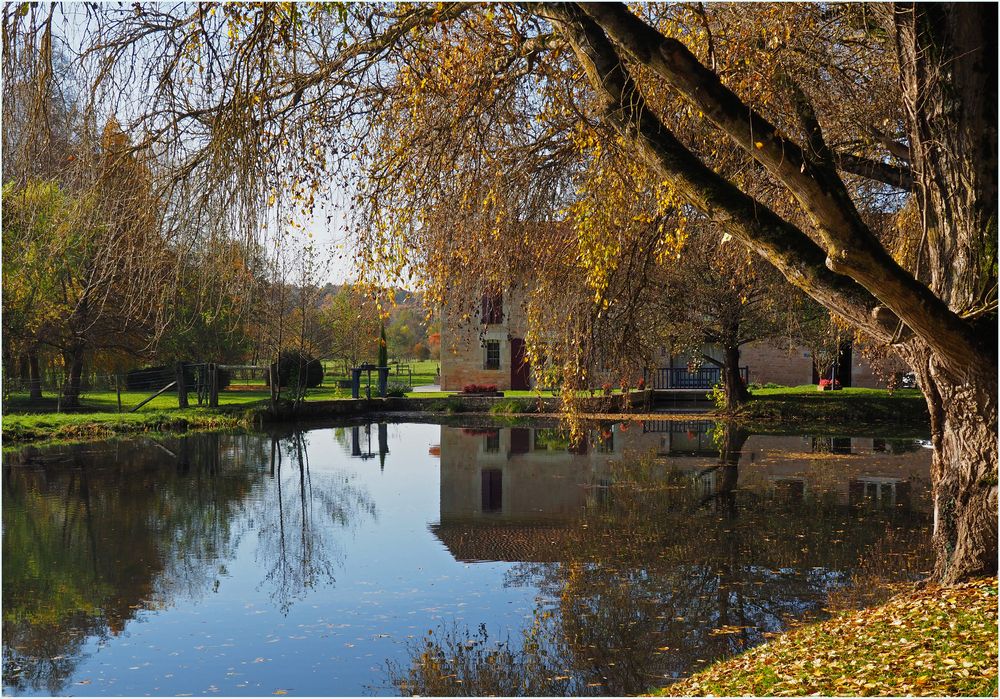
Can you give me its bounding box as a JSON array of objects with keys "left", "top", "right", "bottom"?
[
  {"left": 2, "top": 388, "right": 929, "bottom": 447},
  {"left": 652, "top": 577, "right": 998, "bottom": 697}
]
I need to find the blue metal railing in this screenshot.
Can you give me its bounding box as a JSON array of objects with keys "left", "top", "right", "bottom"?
[{"left": 644, "top": 366, "right": 749, "bottom": 390}]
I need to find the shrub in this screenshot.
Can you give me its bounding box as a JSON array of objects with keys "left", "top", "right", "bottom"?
[
  {"left": 385, "top": 382, "right": 409, "bottom": 397},
  {"left": 462, "top": 383, "right": 498, "bottom": 394},
  {"left": 266, "top": 351, "right": 324, "bottom": 389}
]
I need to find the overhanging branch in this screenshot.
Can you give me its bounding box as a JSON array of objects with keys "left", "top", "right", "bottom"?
[
  {"left": 536, "top": 2, "right": 897, "bottom": 346},
  {"left": 571, "top": 1, "right": 982, "bottom": 370}
]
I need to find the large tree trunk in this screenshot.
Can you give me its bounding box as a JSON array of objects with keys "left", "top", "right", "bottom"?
[
  {"left": 61, "top": 345, "right": 85, "bottom": 408},
  {"left": 909, "top": 345, "right": 998, "bottom": 584},
  {"left": 702, "top": 422, "right": 748, "bottom": 517},
  {"left": 894, "top": 4, "right": 998, "bottom": 583}
]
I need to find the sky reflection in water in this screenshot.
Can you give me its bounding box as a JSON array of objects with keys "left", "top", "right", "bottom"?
[{"left": 3, "top": 420, "right": 932, "bottom": 696}]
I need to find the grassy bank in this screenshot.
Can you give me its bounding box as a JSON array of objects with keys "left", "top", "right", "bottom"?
[
  {"left": 3, "top": 384, "right": 929, "bottom": 445},
  {"left": 738, "top": 386, "right": 929, "bottom": 434},
  {"left": 657, "top": 578, "right": 998, "bottom": 697},
  {"left": 2, "top": 405, "right": 260, "bottom": 444}
]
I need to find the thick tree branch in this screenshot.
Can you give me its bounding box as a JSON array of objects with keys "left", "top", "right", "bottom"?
[
  {"left": 572, "top": 1, "right": 983, "bottom": 371},
  {"left": 835, "top": 152, "right": 914, "bottom": 190},
  {"left": 870, "top": 127, "right": 912, "bottom": 162},
  {"left": 537, "top": 2, "right": 896, "bottom": 346}
]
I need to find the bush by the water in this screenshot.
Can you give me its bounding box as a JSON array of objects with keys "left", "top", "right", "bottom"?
[{"left": 266, "top": 351, "right": 324, "bottom": 389}]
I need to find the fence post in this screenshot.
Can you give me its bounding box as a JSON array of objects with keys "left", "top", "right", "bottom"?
[
  {"left": 116, "top": 374, "right": 123, "bottom": 413},
  {"left": 209, "top": 363, "right": 219, "bottom": 407},
  {"left": 176, "top": 362, "right": 189, "bottom": 408}
]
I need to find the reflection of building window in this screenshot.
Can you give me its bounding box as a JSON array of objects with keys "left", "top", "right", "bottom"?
[
  {"left": 872, "top": 438, "right": 886, "bottom": 453},
  {"left": 485, "top": 340, "right": 501, "bottom": 370},
  {"left": 698, "top": 470, "right": 717, "bottom": 497},
  {"left": 849, "top": 478, "right": 909, "bottom": 509},
  {"left": 832, "top": 437, "right": 852, "bottom": 454},
  {"left": 533, "top": 428, "right": 570, "bottom": 451},
  {"left": 481, "top": 291, "right": 503, "bottom": 325},
  {"left": 597, "top": 429, "right": 614, "bottom": 453},
  {"left": 484, "top": 431, "right": 500, "bottom": 453},
  {"left": 812, "top": 436, "right": 854, "bottom": 454},
  {"left": 773, "top": 478, "right": 806, "bottom": 501},
  {"left": 481, "top": 468, "right": 502, "bottom": 512},
  {"left": 595, "top": 478, "right": 613, "bottom": 507}
]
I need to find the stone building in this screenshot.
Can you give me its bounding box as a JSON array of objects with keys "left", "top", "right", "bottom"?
[{"left": 439, "top": 288, "right": 894, "bottom": 391}]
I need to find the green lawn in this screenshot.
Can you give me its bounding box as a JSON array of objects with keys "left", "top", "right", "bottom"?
[
  {"left": 1, "top": 405, "right": 256, "bottom": 445},
  {"left": 739, "top": 385, "right": 928, "bottom": 432},
  {"left": 3, "top": 381, "right": 927, "bottom": 444},
  {"left": 1, "top": 365, "right": 441, "bottom": 444},
  {"left": 198, "top": 360, "right": 440, "bottom": 389},
  {"left": 750, "top": 384, "right": 923, "bottom": 399}
]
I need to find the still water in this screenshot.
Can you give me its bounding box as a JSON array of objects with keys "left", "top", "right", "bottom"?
[{"left": 3, "top": 420, "right": 932, "bottom": 696}]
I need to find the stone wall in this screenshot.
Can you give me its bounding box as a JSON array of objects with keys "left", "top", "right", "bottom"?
[{"left": 741, "top": 342, "right": 815, "bottom": 386}]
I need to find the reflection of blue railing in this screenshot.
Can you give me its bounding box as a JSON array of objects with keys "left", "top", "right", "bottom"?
[
  {"left": 645, "top": 366, "right": 749, "bottom": 389},
  {"left": 642, "top": 420, "right": 714, "bottom": 434}
]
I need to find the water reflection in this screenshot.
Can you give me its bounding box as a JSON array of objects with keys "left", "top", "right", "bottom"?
[
  {"left": 2, "top": 432, "right": 375, "bottom": 694},
  {"left": 393, "top": 420, "right": 932, "bottom": 696},
  {"left": 2, "top": 420, "right": 932, "bottom": 696},
  {"left": 257, "top": 433, "right": 377, "bottom": 613}
]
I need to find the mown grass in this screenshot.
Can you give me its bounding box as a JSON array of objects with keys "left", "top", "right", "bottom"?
[
  {"left": 1, "top": 406, "right": 258, "bottom": 445},
  {"left": 739, "top": 385, "right": 928, "bottom": 433},
  {"left": 656, "top": 578, "right": 998, "bottom": 697}
]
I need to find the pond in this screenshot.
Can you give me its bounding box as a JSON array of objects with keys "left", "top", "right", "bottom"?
[{"left": 3, "top": 419, "right": 933, "bottom": 696}]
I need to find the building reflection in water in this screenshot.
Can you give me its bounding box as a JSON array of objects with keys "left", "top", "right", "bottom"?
[
  {"left": 390, "top": 422, "right": 933, "bottom": 696},
  {"left": 432, "top": 421, "right": 931, "bottom": 563}
]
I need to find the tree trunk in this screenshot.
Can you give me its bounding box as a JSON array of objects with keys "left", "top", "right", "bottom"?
[
  {"left": 893, "top": 4, "right": 998, "bottom": 583},
  {"left": 27, "top": 348, "right": 42, "bottom": 400},
  {"left": 703, "top": 422, "right": 748, "bottom": 517},
  {"left": 61, "top": 345, "right": 85, "bottom": 408},
  {"left": 721, "top": 344, "right": 750, "bottom": 412},
  {"left": 910, "top": 346, "right": 998, "bottom": 584}
]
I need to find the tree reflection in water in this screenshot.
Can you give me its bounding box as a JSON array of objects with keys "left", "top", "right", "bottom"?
[
  {"left": 256, "top": 432, "right": 377, "bottom": 614},
  {"left": 2, "top": 435, "right": 267, "bottom": 693},
  {"left": 387, "top": 424, "right": 932, "bottom": 697},
  {"left": 2, "top": 430, "right": 376, "bottom": 693}
]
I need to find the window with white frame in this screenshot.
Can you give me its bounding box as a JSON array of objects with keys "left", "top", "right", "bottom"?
[{"left": 485, "top": 340, "right": 501, "bottom": 370}]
